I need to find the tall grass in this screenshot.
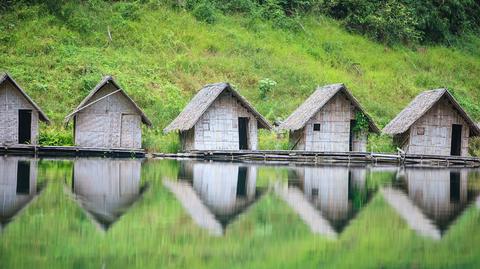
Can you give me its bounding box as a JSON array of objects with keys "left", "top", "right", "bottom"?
[{"left": 0, "top": 2, "right": 479, "bottom": 152}]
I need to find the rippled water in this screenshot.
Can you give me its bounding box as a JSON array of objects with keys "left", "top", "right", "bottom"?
[{"left": 1, "top": 156, "right": 479, "bottom": 268}]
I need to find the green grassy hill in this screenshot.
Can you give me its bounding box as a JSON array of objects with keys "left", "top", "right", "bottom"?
[{"left": 1, "top": 2, "right": 479, "bottom": 152}]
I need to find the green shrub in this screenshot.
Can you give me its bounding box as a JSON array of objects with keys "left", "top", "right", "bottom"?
[
  {"left": 115, "top": 2, "right": 141, "bottom": 20},
  {"left": 322, "top": 0, "right": 480, "bottom": 45},
  {"left": 367, "top": 134, "right": 395, "bottom": 153},
  {"left": 38, "top": 127, "right": 74, "bottom": 146},
  {"left": 258, "top": 130, "right": 289, "bottom": 150},
  {"left": 468, "top": 136, "right": 480, "bottom": 157},
  {"left": 143, "top": 131, "right": 181, "bottom": 153},
  {"left": 353, "top": 112, "right": 369, "bottom": 134},
  {"left": 341, "top": 0, "right": 420, "bottom": 45},
  {"left": 192, "top": 2, "right": 218, "bottom": 24}
]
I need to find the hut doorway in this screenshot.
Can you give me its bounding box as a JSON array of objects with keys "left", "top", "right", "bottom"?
[
  {"left": 238, "top": 117, "right": 249, "bottom": 150},
  {"left": 450, "top": 124, "right": 462, "bottom": 156},
  {"left": 18, "top": 110, "right": 32, "bottom": 144}
]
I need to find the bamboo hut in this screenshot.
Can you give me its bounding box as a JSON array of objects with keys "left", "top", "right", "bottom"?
[
  {"left": 65, "top": 76, "right": 152, "bottom": 149},
  {"left": 164, "top": 83, "right": 272, "bottom": 151},
  {"left": 383, "top": 89, "right": 480, "bottom": 156},
  {"left": 0, "top": 73, "right": 50, "bottom": 145},
  {"left": 277, "top": 84, "right": 379, "bottom": 151}
]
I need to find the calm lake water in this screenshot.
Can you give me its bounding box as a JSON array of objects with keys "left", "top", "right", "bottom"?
[{"left": 1, "top": 156, "right": 480, "bottom": 268}]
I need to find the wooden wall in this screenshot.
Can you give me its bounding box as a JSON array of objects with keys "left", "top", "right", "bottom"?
[
  {"left": 0, "top": 157, "right": 38, "bottom": 221},
  {"left": 291, "top": 92, "right": 367, "bottom": 152},
  {"left": 0, "top": 80, "right": 39, "bottom": 145},
  {"left": 405, "top": 97, "right": 470, "bottom": 156},
  {"left": 181, "top": 91, "right": 259, "bottom": 151},
  {"left": 74, "top": 83, "right": 142, "bottom": 149}
]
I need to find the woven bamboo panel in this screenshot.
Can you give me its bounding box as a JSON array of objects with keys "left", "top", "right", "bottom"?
[
  {"left": 0, "top": 81, "right": 39, "bottom": 145},
  {"left": 407, "top": 97, "right": 470, "bottom": 156},
  {"left": 186, "top": 91, "right": 259, "bottom": 150},
  {"left": 74, "top": 84, "right": 143, "bottom": 149}
]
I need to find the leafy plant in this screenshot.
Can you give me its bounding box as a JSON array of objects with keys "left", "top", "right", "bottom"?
[
  {"left": 258, "top": 78, "right": 277, "bottom": 100},
  {"left": 353, "top": 111, "right": 369, "bottom": 134},
  {"left": 367, "top": 134, "right": 395, "bottom": 153},
  {"left": 192, "top": 1, "right": 218, "bottom": 23},
  {"left": 38, "top": 127, "right": 74, "bottom": 146},
  {"left": 468, "top": 136, "right": 480, "bottom": 157}
]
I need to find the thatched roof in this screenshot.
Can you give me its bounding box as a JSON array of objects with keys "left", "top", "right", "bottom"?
[
  {"left": 64, "top": 76, "right": 152, "bottom": 127},
  {"left": 383, "top": 89, "right": 480, "bottom": 135},
  {"left": 0, "top": 73, "right": 50, "bottom": 124},
  {"left": 164, "top": 83, "right": 272, "bottom": 133},
  {"left": 277, "top": 84, "right": 380, "bottom": 133}
]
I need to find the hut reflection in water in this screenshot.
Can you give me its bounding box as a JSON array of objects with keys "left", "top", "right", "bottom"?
[
  {"left": 384, "top": 168, "right": 480, "bottom": 238},
  {"left": 0, "top": 157, "right": 40, "bottom": 230},
  {"left": 70, "top": 159, "right": 146, "bottom": 230},
  {"left": 164, "top": 161, "right": 262, "bottom": 235},
  {"left": 280, "top": 166, "right": 372, "bottom": 236}
]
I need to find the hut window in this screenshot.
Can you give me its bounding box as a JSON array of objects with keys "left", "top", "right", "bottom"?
[
  {"left": 202, "top": 119, "right": 210, "bottom": 131},
  {"left": 313, "top": 123, "right": 321, "bottom": 131},
  {"left": 416, "top": 127, "right": 425, "bottom": 135}
]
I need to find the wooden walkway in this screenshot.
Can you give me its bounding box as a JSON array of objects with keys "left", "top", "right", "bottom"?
[
  {"left": 153, "top": 150, "right": 480, "bottom": 167},
  {"left": 0, "top": 144, "right": 145, "bottom": 158}
]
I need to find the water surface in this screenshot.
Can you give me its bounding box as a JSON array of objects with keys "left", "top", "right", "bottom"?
[{"left": 1, "top": 156, "right": 479, "bottom": 268}]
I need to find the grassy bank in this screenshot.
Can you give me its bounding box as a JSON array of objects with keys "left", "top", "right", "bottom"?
[{"left": 1, "top": 2, "right": 479, "bottom": 152}]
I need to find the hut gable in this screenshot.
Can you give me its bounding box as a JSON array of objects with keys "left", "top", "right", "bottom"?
[
  {"left": 383, "top": 89, "right": 480, "bottom": 135},
  {"left": 65, "top": 76, "right": 152, "bottom": 126},
  {"left": 0, "top": 73, "right": 50, "bottom": 123},
  {"left": 278, "top": 84, "right": 379, "bottom": 152},
  {"left": 278, "top": 84, "right": 379, "bottom": 132},
  {"left": 383, "top": 89, "right": 479, "bottom": 156},
  {"left": 164, "top": 83, "right": 271, "bottom": 133},
  {"left": 0, "top": 73, "right": 50, "bottom": 145},
  {"left": 65, "top": 76, "right": 152, "bottom": 149}
]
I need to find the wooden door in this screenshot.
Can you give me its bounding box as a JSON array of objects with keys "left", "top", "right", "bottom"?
[{"left": 120, "top": 114, "right": 138, "bottom": 148}]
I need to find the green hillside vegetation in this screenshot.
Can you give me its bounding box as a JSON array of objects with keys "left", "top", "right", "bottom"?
[{"left": 1, "top": 1, "right": 479, "bottom": 152}]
